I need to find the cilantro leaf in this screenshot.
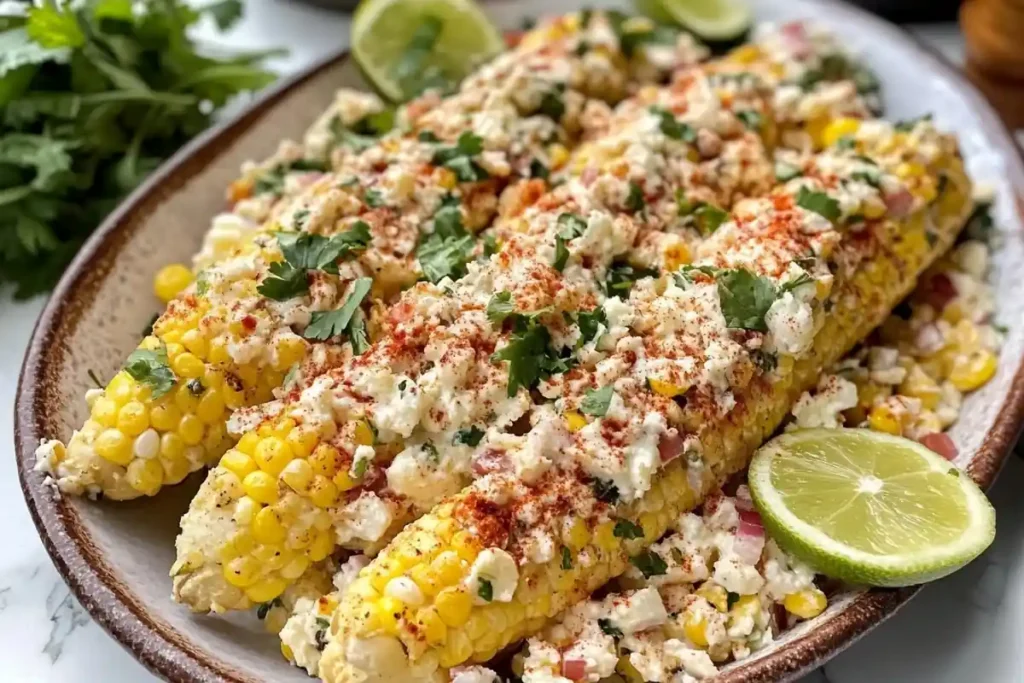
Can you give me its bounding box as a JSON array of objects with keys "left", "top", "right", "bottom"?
[
  {"left": 598, "top": 618, "right": 623, "bottom": 638},
  {"left": 302, "top": 277, "right": 373, "bottom": 343},
  {"left": 122, "top": 346, "right": 176, "bottom": 399},
  {"left": 553, "top": 212, "right": 587, "bottom": 271},
  {"left": 736, "top": 110, "right": 762, "bottom": 131},
  {"left": 417, "top": 200, "right": 475, "bottom": 283},
  {"left": 613, "top": 519, "right": 644, "bottom": 539},
  {"left": 529, "top": 158, "right": 549, "bottom": 180},
  {"left": 625, "top": 182, "right": 645, "bottom": 213},
  {"left": 580, "top": 385, "right": 614, "bottom": 417},
  {"left": 650, "top": 106, "right": 695, "bottom": 142},
  {"left": 561, "top": 546, "right": 573, "bottom": 570},
  {"left": 453, "top": 426, "right": 485, "bottom": 447},
  {"left": 26, "top": 3, "right": 84, "bottom": 49},
  {"left": 258, "top": 223, "right": 371, "bottom": 300},
  {"left": 694, "top": 203, "right": 728, "bottom": 236},
  {"left": 539, "top": 90, "right": 565, "bottom": 121},
  {"left": 795, "top": 186, "right": 841, "bottom": 222},
  {"left": 477, "top": 577, "right": 493, "bottom": 602},
  {"left": 431, "top": 132, "right": 488, "bottom": 182},
  {"left": 329, "top": 109, "right": 395, "bottom": 152},
  {"left": 490, "top": 313, "right": 572, "bottom": 397},
  {"left": 714, "top": 268, "right": 778, "bottom": 332},
  {"left": 364, "top": 189, "right": 384, "bottom": 207},
  {"left": 605, "top": 261, "right": 658, "bottom": 296},
  {"left": 486, "top": 291, "right": 516, "bottom": 324},
  {"left": 591, "top": 478, "right": 619, "bottom": 504},
  {"left": 895, "top": 113, "right": 932, "bottom": 133},
  {"left": 630, "top": 550, "right": 668, "bottom": 578},
  {"left": 576, "top": 306, "right": 607, "bottom": 346}
]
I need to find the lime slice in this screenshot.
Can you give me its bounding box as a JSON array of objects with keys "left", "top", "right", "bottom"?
[
  {"left": 748, "top": 428, "right": 995, "bottom": 587},
  {"left": 633, "top": 0, "right": 752, "bottom": 41},
  {"left": 351, "top": 0, "right": 504, "bottom": 102}
]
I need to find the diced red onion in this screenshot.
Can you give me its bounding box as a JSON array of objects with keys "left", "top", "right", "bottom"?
[
  {"left": 471, "top": 449, "right": 511, "bottom": 476},
  {"left": 581, "top": 167, "right": 598, "bottom": 186},
  {"left": 883, "top": 188, "right": 915, "bottom": 218},
  {"left": 658, "top": 431, "right": 685, "bottom": 463},
  {"left": 562, "top": 659, "right": 587, "bottom": 681},
  {"left": 780, "top": 21, "right": 812, "bottom": 59},
  {"left": 735, "top": 509, "right": 766, "bottom": 564},
  {"left": 920, "top": 432, "right": 959, "bottom": 461},
  {"left": 923, "top": 272, "right": 958, "bottom": 311},
  {"left": 734, "top": 484, "right": 755, "bottom": 512}
]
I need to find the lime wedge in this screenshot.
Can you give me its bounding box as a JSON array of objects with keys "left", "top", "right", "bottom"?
[
  {"left": 633, "top": 0, "right": 752, "bottom": 41},
  {"left": 351, "top": 0, "right": 504, "bottom": 102},
  {"left": 748, "top": 428, "right": 995, "bottom": 587}
]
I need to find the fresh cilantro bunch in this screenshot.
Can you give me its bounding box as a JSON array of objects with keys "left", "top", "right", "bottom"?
[{"left": 0, "top": 0, "right": 279, "bottom": 297}]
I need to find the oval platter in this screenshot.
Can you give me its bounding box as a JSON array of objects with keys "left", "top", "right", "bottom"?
[{"left": 15, "top": 0, "right": 1024, "bottom": 681}]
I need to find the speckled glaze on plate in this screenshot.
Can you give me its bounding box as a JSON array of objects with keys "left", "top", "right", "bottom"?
[{"left": 14, "top": 1, "right": 1024, "bottom": 681}]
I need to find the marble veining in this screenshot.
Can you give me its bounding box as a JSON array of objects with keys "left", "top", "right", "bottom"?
[{"left": 3, "top": 2, "right": 1020, "bottom": 681}]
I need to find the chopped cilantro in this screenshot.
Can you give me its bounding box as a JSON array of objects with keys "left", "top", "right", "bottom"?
[
  {"left": 561, "top": 546, "right": 573, "bottom": 570},
  {"left": 417, "top": 200, "right": 475, "bottom": 283},
  {"left": 539, "top": 90, "right": 565, "bottom": 121},
  {"left": 477, "top": 578, "right": 494, "bottom": 602},
  {"left": 727, "top": 592, "right": 741, "bottom": 609},
  {"left": 422, "top": 441, "right": 440, "bottom": 463},
  {"left": 486, "top": 291, "right": 516, "bottom": 324},
  {"left": 894, "top": 113, "right": 932, "bottom": 133},
  {"left": 605, "top": 261, "right": 658, "bottom": 296},
  {"left": 850, "top": 169, "right": 881, "bottom": 188},
  {"left": 713, "top": 268, "right": 778, "bottom": 331},
  {"left": 122, "top": 347, "right": 176, "bottom": 399},
  {"left": 694, "top": 203, "right": 729, "bottom": 236},
  {"left": 592, "top": 478, "right": 620, "bottom": 504},
  {"left": 613, "top": 519, "right": 644, "bottom": 539},
  {"left": 630, "top": 550, "right": 668, "bottom": 578},
  {"left": 483, "top": 234, "right": 499, "bottom": 257},
  {"left": 598, "top": 618, "right": 623, "bottom": 638},
  {"left": 453, "top": 426, "right": 485, "bottom": 447},
  {"left": 256, "top": 597, "right": 283, "bottom": 620},
  {"left": 608, "top": 11, "right": 679, "bottom": 57},
  {"left": 751, "top": 349, "right": 778, "bottom": 373},
  {"left": 257, "top": 223, "right": 371, "bottom": 300},
  {"left": 529, "top": 158, "right": 550, "bottom": 180},
  {"left": 964, "top": 201, "right": 995, "bottom": 244},
  {"left": 580, "top": 385, "right": 614, "bottom": 417},
  {"left": 576, "top": 306, "right": 607, "bottom": 346},
  {"left": 351, "top": 453, "right": 370, "bottom": 479},
  {"left": 736, "top": 110, "right": 762, "bottom": 131},
  {"left": 431, "top": 131, "right": 488, "bottom": 182},
  {"left": 418, "top": 130, "right": 440, "bottom": 142},
  {"left": 625, "top": 182, "right": 645, "bottom": 213},
  {"left": 364, "top": 189, "right": 384, "bottom": 207},
  {"left": 253, "top": 159, "right": 328, "bottom": 196},
  {"left": 491, "top": 317, "right": 571, "bottom": 397},
  {"left": 835, "top": 136, "right": 856, "bottom": 151},
  {"left": 329, "top": 110, "right": 396, "bottom": 152},
  {"left": 650, "top": 106, "right": 696, "bottom": 142},
  {"left": 302, "top": 277, "right": 373, "bottom": 346},
  {"left": 553, "top": 212, "right": 587, "bottom": 271},
  {"left": 795, "top": 186, "right": 841, "bottom": 222}
]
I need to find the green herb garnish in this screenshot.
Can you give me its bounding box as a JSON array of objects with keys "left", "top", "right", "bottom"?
[
  {"left": 613, "top": 519, "right": 644, "bottom": 539},
  {"left": 650, "top": 106, "right": 695, "bottom": 142},
  {"left": 598, "top": 618, "right": 623, "bottom": 638},
  {"left": 258, "top": 222, "right": 371, "bottom": 300},
  {"left": 122, "top": 346, "right": 176, "bottom": 399},
  {"left": 580, "top": 385, "right": 614, "bottom": 417},
  {"left": 630, "top": 550, "right": 668, "bottom": 578},
  {"left": 431, "top": 131, "right": 488, "bottom": 182},
  {"left": 302, "top": 277, "right": 373, "bottom": 347},
  {"left": 561, "top": 546, "right": 573, "bottom": 570},
  {"left": 795, "top": 186, "right": 841, "bottom": 222},
  {"left": 478, "top": 577, "right": 493, "bottom": 602},
  {"left": 453, "top": 426, "right": 485, "bottom": 447}
]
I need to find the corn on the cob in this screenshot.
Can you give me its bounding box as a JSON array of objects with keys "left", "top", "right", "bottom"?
[
  {"left": 317, "top": 118, "right": 972, "bottom": 682},
  {"left": 168, "top": 14, "right": 730, "bottom": 614},
  {"left": 35, "top": 12, "right": 706, "bottom": 504}
]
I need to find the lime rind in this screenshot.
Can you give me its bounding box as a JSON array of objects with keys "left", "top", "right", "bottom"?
[
  {"left": 748, "top": 428, "right": 996, "bottom": 588},
  {"left": 635, "top": 0, "right": 752, "bottom": 41}
]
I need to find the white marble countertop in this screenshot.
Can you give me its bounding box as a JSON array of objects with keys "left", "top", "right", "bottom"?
[{"left": 1, "top": 2, "right": 1020, "bottom": 681}]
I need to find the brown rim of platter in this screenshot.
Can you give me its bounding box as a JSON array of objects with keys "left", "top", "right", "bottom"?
[{"left": 14, "top": 9, "right": 1024, "bottom": 683}]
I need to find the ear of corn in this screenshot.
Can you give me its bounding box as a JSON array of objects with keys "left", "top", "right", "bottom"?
[{"left": 317, "top": 125, "right": 972, "bottom": 682}]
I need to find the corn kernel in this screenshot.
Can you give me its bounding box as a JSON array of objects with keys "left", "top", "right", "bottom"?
[
  {"left": 150, "top": 403, "right": 181, "bottom": 432},
  {"left": 451, "top": 531, "right": 479, "bottom": 562},
  {"left": 821, "top": 117, "right": 861, "bottom": 148},
  {"left": 233, "top": 496, "right": 259, "bottom": 526},
  {"left": 307, "top": 475, "right": 338, "bottom": 508},
  {"left": 273, "top": 335, "right": 306, "bottom": 371},
  {"left": 899, "top": 364, "right": 941, "bottom": 409},
  {"left": 285, "top": 428, "right": 318, "bottom": 460},
  {"left": 243, "top": 470, "right": 279, "bottom": 505},
  {"left": 439, "top": 629, "right": 474, "bottom": 668},
  {"left": 106, "top": 373, "right": 135, "bottom": 405},
  {"left": 281, "top": 641, "right": 295, "bottom": 662},
  {"left": 252, "top": 506, "right": 287, "bottom": 544},
  {"left": 594, "top": 521, "right": 619, "bottom": 551},
  {"left": 438, "top": 169, "right": 457, "bottom": 190},
  {"left": 549, "top": 143, "right": 569, "bottom": 169},
  {"left": 254, "top": 436, "right": 293, "bottom": 476},
  {"left": 729, "top": 44, "right": 761, "bottom": 64},
  {"left": 354, "top": 420, "right": 375, "bottom": 446},
  {"left": 127, "top": 458, "right": 164, "bottom": 496},
  {"left": 683, "top": 610, "right": 709, "bottom": 648},
  {"left": 308, "top": 529, "right": 334, "bottom": 562},
  {"left": 94, "top": 429, "right": 133, "bottom": 466},
  {"left": 431, "top": 551, "right": 465, "bottom": 586},
  {"left": 91, "top": 397, "right": 119, "bottom": 428},
  {"left": 435, "top": 588, "right": 473, "bottom": 627},
  {"left": 784, "top": 588, "right": 827, "bottom": 619},
  {"left": 173, "top": 352, "right": 206, "bottom": 380},
  {"left": 154, "top": 263, "right": 193, "bottom": 303},
  {"left": 178, "top": 414, "right": 205, "bottom": 445},
  {"left": 307, "top": 444, "right": 339, "bottom": 477},
  {"left": 174, "top": 384, "right": 200, "bottom": 414},
  {"left": 279, "top": 458, "right": 312, "bottom": 494},
  {"left": 221, "top": 451, "right": 256, "bottom": 480},
  {"left": 648, "top": 378, "right": 688, "bottom": 398},
  {"left": 565, "top": 411, "right": 587, "bottom": 432},
  {"left": 377, "top": 596, "right": 405, "bottom": 635},
  {"left": 223, "top": 556, "right": 259, "bottom": 588},
  {"left": 280, "top": 555, "right": 311, "bottom": 581},
  {"left": 696, "top": 583, "right": 729, "bottom": 612},
  {"left": 246, "top": 577, "right": 287, "bottom": 604},
  {"left": 415, "top": 607, "right": 448, "bottom": 645},
  {"left": 196, "top": 390, "right": 225, "bottom": 424},
  {"left": 949, "top": 350, "right": 997, "bottom": 392},
  {"left": 868, "top": 403, "right": 902, "bottom": 435},
  {"left": 563, "top": 518, "right": 590, "bottom": 550}
]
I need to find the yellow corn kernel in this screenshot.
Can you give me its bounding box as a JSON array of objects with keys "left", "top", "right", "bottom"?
[
  {"left": 868, "top": 403, "right": 902, "bottom": 435},
  {"left": 683, "top": 610, "right": 709, "bottom": 648},
  {"left": 307, "top": 444, "right": 339, "bottom": 478},
  {"left": 431, "top": 551, "right": 465, "bottom": 586},
  {"left": 280, "top": 458, "right": 313, "bottom": 493},
  {"left": 177, "top": 414, "right": 204, "bottom": 445},
  {"left": 435, "top": 587, "right": 473, "bottom": 627},
  {"left": 223, "top": 556, "right": 260, "bottom": 588},
  {"left": 308, "top": 475, "right": 339, "bottom": 508},
  {"left": 451, "top": 531, "right": 479, "bottom": 562},
  {"left": 273, "top": 335, "right": 306, "bottom": 371},
  {"left": 821, "top": 117, "right": 861, "bottom": 148},
  {"left": 439, "top": 629, "right": 474, "bottom": 668},
  {"left": 236, "top": 431, "right": 259, "bottom": 456},
  {"left": 663, "top": 241, "right": 691, "bottom": 271},
  {"left": 94, "top": 429, "right": 133, "bottom": 466},
  {"left": 415, "top": 607, "right": 448, "bottom": 646},
  {"left": 252, "top": 506, "right": 287, "bottom": 544},
  {"left": 594, "top": 521, "right": 619, "bottom": 551},
  {"left": 354, "top": 420, "right": 375, "bottom": 446},
  {"left": 564, "top": 411, "right": 587, "bottom": 432},
  {"left": 173, "top": 352, "right": 206, "bottom": 380},
  {"left": 246, "top": 577, "right": 287, "bottom": 604},
  {"left": 438, "top": 169, "right": 457, "bottom": 190},
  {"left": 729, "top": 44, "right": 761, "bottom": 64},
  {"left": 730, "top": 594, "right": 761, "bottom": 622},
  {"left": 895, "top": 161, "right": 926, "bottom": 180},
  {"left": 254, "top": 436, "right": 292, "bottom": 476},
  {"left": 115, "top": 401, "right": 150, "bottom": 437},
  {"left": 153, "top": 263, "right": 193, "bottom": 303},
  {"left": 648, "top": 378, "right": 688, "bottom": 398},
  {"left": 308, "top": 529, "right": 334, "bottom": 562},
  {"left": 285, "top": 428, "right": 318, "bottom": 460},
  {"left": 949, "top": 350, "right": 997, "bottom": 392},
  {"left": 126, "top": 458, "right": 164, "bottom": 496},
  {"left": 91, "top": 397, "right": 119, "bottom": 428},
  {"left": 806, "top": 114, "right": 831, "bottom": 149},
  {"left": 377, "top": 596, "right": 405, "bottom": 635},
  {"left": 180, "top": 329, "right": 208, "bottom": 358},
  {"left": 173, "top": 385, "right": 199, "bottom": 414},
  {"left": 208, "top": 338, "right": 231, "bottom": 366},
  {"left": 333, "top": 468, "right": 358, "bottom": 492},
  {"left": 221, "top": 450, "right": 257, "bottom": 479},
  {"left": 696, "top": 583, "right": 729, "bottom": 612},
  {"left": 196, "top": 390, "right": 225, "bottom": 424},
  {"left": 150, "top": 403, "right": 181, "bottom": 432},
  {"left": 899, "top": 364, "right": 941, "bottom": 409},
  {"left": 243, "top": 470, "right": 279, "bottom": 505},
  {"left": 784, "top": 588, "right": 827, "bottom": 619},
  {"left": 549, "top": 143, "right": 569, "bottom": 169}
]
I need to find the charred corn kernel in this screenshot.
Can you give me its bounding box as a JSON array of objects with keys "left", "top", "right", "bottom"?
[
  {"left": 308, "top": 476, "right": 339, "bottom": 508},
  {"left": 254, "top": 436, "right": 292, "bottom": 476},
  {"left": 565, "top": 411, "right": 587, "bottom": 432},
  {"left": 435, "top": 588, "right": 473, "bottom": 627},
  {"left": 126, "top": 458, "right": 164, "bottom": 496},
  {"left": 252, "top": 506, "right": 287, "bottom": 544},
  {"left": 784, "top": 588, "right": 827, "bottom": 619},
  {"left": 246, "top": 577, "right": 287, "bottom": 603},
  {"left": 354, "top": 420, "right": 375, "bottom": 446},
  {"left": 223, "top": 556, "right": 259, "bottom": 588},
  {"left": 949, "top": 350, "right": 997, "bottom": 392},
  {"left": 696, "top": 583, "right": 729, "bottom": 612},
  {"left": 154, "top": 264, "right": 194, "bottom": 303},
  {"left": 868, "top": 403, "right": 902, "bottom": 435},
  {"left": 648, "top": 378, "right": 688, "bottom": 398},
  {"left": 822, "top": 117, "right": 861, "bottom": 148},
  {"left": 116, "top": 401, "right": 149, "bottom": 437},
  {"left": 683, "top": 610, "right": 709, "bottom": 648},
  {"left": 243, "top": 470, "right": 278, "bottom": 505},
  {"left": 95, "top": 429, "right": 133, "bottom": 466}
]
